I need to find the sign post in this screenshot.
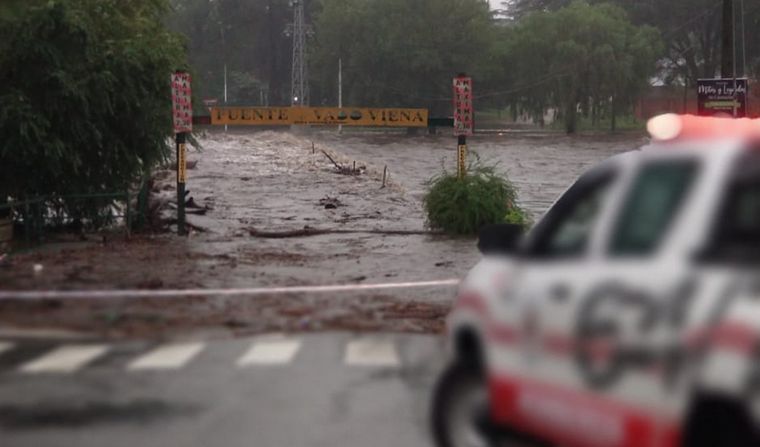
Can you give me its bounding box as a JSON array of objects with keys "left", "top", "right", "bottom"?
[
  {"left": 171, "top": 72, "right": 192, "bottom": 236},
  {"left": 453, "top": 74, "right": 473, "bottom": 179}
]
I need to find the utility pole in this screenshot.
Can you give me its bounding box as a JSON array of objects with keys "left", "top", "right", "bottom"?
[
  {"left": 290, "top": 0, "right": 309, "bottom": 106},
  {"left": 223, "top": 63, "right": 228, "bottom": 131},
  {"left": 338, "top": 58, "right": 343, "bottom": 134},
  {"left": 217, "top": 2, "right": 229, "bottom": 132},
  {"left": 721, "top": 0, "right": 741, "bottom": 117},
  {"left": 267, "top": 0, "right": 278, "bottom": 105},
  {"left": 721, "top": 0, "right": 734, "bottom": 79}
]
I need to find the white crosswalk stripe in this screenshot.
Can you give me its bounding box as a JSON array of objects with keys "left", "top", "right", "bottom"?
[
  {"left": 345, "top": 338, "right": 400, "bottom": 367},
  {"left": 128, "top": 342, "right": 205, "bottom": 371},
  {"left": 19, "top": 345, "right": 109, "bottom": 374},
  {"left": 2, "top": 337, "right": 414, "bottom": 374},
  {"left": 237, "top": 337, "right": 302, "bottom": 367}
]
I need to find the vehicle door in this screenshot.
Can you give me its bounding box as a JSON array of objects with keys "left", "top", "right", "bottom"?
[
  {"left": 506, "top": 156, "right": 702, "bottom": 447},
  {"left": 544, "top": 156, "right": 702, "bottom": 447},
  {"left": 492, "top": 163, "right": 625, "bottom": 446}
]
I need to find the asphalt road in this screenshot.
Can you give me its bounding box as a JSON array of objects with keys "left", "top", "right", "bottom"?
[{"left": 0, "top": 333, "right": 447, "bottom": 447}]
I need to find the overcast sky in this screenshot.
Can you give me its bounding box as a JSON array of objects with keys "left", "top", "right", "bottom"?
[{"left": 488, "top": 0, "right": 501, "bottom": 10}]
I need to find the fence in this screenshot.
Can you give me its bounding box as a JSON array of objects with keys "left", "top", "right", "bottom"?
[{"left": 0, "top": 185, "right": 150, "bottom": 250}]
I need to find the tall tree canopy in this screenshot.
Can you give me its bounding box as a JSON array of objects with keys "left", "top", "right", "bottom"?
[
  {"left": 310, "top": 0, "right": 493, "bottom": 114},
  {"left": 167, "top": 0, "right": 300, "bottom": 106},
  {"left": 503, "top": 0, "right": 760, "bottom": 84},
  {"left": 507, "top": 1, "right": 662, "bottom": 132}
]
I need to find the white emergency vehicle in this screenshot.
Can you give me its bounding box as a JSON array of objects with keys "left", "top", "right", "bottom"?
[{"left": 432, "top": 114, "right": 760, "bottom": 447}]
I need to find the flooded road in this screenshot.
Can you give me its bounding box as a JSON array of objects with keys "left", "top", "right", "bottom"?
[
  {"left": 315, "top": 131, "right": 646, "bottom": 218},
  {"left": 0, "top": 129, "right": 645, "bottom": 338}
]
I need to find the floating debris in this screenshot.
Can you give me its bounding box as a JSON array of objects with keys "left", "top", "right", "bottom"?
[{"left": 319, "top": 196, "right": 343, "bottom": 209}]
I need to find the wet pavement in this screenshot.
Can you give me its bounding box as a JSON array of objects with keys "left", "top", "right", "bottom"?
[{"left": 0, "top": 332, "right": 445, "bottom": 447}]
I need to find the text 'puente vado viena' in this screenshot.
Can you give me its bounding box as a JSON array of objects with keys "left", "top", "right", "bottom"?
[{"left": 210, "top": 106, "right": 429, "bottom": 128}]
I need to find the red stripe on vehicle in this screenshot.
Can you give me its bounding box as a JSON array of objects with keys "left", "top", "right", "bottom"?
[
  {"left": 489, "top": 373, "right": 681, "bottom": 447},
  {"left": 488, "top": 325, "right": 520, "bottom": 343},
  {"left": 685, "top": 321, "right": 758, "bottom": 354},
  {"left": 454, "top": 292, "right": 487, "bottom": 314},
  {"left": 488, "top": 326, "right": 616, "bottom": 359}
]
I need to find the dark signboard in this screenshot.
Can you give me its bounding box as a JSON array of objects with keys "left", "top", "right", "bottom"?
[{"left": 697, "top": 78, "right": 748, "bottom": 117}]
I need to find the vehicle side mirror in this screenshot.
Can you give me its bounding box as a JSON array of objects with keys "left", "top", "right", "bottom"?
[{"left": 478, "top": 224, "right": 524, "bottom": 256}]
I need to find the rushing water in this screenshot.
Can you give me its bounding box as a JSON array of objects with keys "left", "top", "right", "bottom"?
[{"left": 313, "top": 131, "right": 647, "bottom": 218}]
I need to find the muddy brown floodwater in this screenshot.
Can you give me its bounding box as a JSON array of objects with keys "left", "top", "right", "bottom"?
[{"left": 0, "top": 129, "right": 644, "bottom": 339}]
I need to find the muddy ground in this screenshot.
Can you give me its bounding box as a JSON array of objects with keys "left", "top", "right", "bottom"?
[{"left": 0, "top": 129, "right": 643, "bottom": 339}]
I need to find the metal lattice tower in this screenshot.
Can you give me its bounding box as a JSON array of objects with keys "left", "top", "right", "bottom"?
[{"left": 290, "top": 0, "right": 309, "bottom": 106}]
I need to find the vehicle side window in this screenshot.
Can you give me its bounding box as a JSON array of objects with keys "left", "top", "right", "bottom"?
[
  {"left": 704, "top": 151, "right": 760, "bottom": 262},
  {"left": 723, "top": 182, "right": 760, "bottom": 242},
  {"left": 610, "top": 159, "right": 698, "bottom": 256},
  {"left": 527, "top": 171, "right": 615, "bottom": 259}
]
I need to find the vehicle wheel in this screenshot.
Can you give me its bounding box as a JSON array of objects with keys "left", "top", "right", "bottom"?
[
  {"left": 431, "top": 361, "right": 497, "bottom": 447},
  {"left": 682, "top": 394, "right": 760, "bottom": 447}
]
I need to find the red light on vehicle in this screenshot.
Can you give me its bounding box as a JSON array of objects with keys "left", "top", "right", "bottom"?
[{"left": 647, "top": 114, "right": 760, "bottom": 142}]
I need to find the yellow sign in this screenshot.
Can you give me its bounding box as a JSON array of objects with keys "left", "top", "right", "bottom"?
[
  {"left": 210, "top": 107, "right": 428, "bottom": 127},
  {"left": 211, "top": 107, "right": 292, "bottom": 126},
  {"left": 457, "top": 144, "right": 467, "bottom": 179},
  {"left": 178, "top": 143, "right": 187, "bottom": 183},
  {"left": 293, "top": 107, "right": 428, "bottom": 127}
]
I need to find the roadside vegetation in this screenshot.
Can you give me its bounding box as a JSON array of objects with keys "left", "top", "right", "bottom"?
[
  {"left": 424, "top": 159, "right": 530, "bottom": 236},
  {"left": 0, "top": 0, "right": 186, "bottom": 228}
]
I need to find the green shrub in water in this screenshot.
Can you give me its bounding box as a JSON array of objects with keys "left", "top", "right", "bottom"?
[{"left": 424, "top": 160, "right": 530, "bottom": 236}]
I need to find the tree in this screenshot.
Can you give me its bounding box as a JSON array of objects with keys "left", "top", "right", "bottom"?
[
  {"left": 500, "top": 0, "right": 570, "bottom": 18},
  {"left": 503, "top": 0, "right": 760, "bottom": 87},
  {"left": 167, "top": 0, "right": 305, "bottom": 106},
  {"left": 0, "top": 0, "right": 186, "bottom": 222},
  {"left": 310, "top": 0, "right": 494, "bottom": 115},
  {"left": 508, "top": 1, "right": 662, "bottom": 133}
]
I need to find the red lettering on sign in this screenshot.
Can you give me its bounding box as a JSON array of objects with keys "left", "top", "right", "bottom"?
[
  {"left": 453, "top": 76, "right": 473, "bottom": 136},
  {"left": 171, "top": 73, "right": 193, "bottom": 133}
]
